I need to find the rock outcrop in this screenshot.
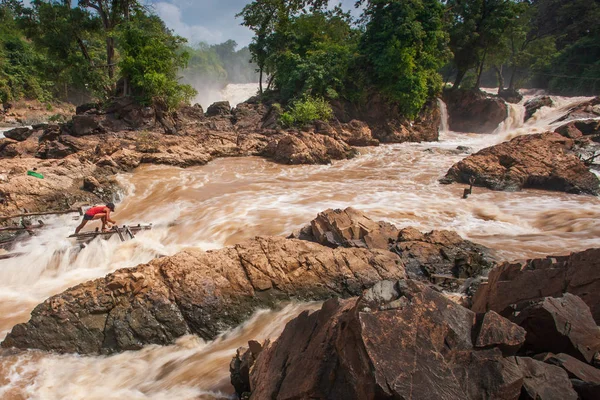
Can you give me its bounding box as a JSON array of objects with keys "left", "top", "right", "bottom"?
[
  {"left": 443, "top": 89, "right": 508, "bottom": 133},
  {"left": 513, "top": 294, "right": 600, "bottom": 365},
  {"left": 553, "top": 97, "right": 600, "bottom": 124},
  {"left": 524, "top": 96, "right": 553, "bottom": 122},
  {"left": 292, "top": 207, "right": 495, "bottom": 291},
  {"left": 330, "top": 94, "right": 440, "bottom": 143},
  {"left": 471, "top": 248, "right": 600, "bottom": 324},
  {"left": 555, "top": 119, "right": 600, "bottom": 142},
  {"left": 235, "top": 279, "right": 578, "bottom": 400},
  {"left": 1, "top": 236, "right": 404, "bottom": 354},
  {"left": 441, "top": 132, "right": 599, "bottom": 195}
]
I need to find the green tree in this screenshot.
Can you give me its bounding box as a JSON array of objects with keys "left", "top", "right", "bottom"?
[
  {"left": 118, "top": 13, "right": 196, "bottom": 110},
  {"left": 359, "top": 0, "right": 450, "bottom": 118},
  {"left": 446, "top": 0, "right": 518, "bottom": 89}
]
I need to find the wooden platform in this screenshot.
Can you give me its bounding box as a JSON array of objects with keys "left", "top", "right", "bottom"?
[{"left": 68, "top": 224, "right": 153, "bottom": 243}]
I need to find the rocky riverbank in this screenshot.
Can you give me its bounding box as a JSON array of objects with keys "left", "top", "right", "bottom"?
[
  {"left": 1, "top": 208, "right": 494, "bottom": 354},
  {"left": 231, "top": 248, "right": 600, "bottom": 400},
  {"left": 0, "top": 96, "right": 440, "bottom": 217}
]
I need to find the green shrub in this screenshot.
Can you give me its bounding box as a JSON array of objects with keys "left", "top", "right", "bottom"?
[{"left": 279, "top": 96, "right": 333, "bottom": 128}]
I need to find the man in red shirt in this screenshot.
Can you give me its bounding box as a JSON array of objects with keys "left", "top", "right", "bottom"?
[{"left": 74, "top": 203, "right": 117, "bottom": 234}]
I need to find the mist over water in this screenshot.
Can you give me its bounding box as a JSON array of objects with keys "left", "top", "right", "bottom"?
[{"left": 1, "top": 88, "right": 600, "bottom": 399}]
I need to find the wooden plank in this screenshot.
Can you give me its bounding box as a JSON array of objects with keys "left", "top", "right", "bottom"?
[
  {"left": 67, "top": 224, "right": 153, "bottom": 240},
  {"left": 0, "top": 208, "right": 83, "bottom": 221}
]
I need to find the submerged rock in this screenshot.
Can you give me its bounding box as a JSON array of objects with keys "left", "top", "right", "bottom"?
[
  {"left": 553, "top": 97, "right": 600, "bottom": 124},
  {"left": 443, "top": 89, "right": 508, "bottom": 133},
  {"left": 524, "top": 96, "right": 553, "bottom": 122},
  {"left": 441, "top": 132, "right": 600, "bottom": 195},
  {"left": 1, "top": 236, "right": 403, "bottom": 354},
  {"left": 236, "top": 279, "right": 577, "bottom": 400}
]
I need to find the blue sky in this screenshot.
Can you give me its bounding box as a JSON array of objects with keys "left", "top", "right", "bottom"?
[{"left": 150, "top": 0, "right": 358, "bottom": 48}]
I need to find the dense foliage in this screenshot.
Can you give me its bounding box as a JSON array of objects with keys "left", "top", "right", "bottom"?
[{"left": 1, "top": 0, "right": 599, "bottom": 118}]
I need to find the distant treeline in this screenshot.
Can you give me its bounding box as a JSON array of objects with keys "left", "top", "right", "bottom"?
[
  {"left": 0, "top": 0, "right": 256, "bottom": 109},
  {"left": 237, "top": 0, "right": 600, "bottom": 122},
  {"left": 1, "top": 0, "right": 598, "bottom": 116}
]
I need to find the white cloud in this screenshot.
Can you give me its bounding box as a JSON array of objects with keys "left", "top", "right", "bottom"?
[{"left": 154, "top": 2, "right": 224, "bottom": 45}]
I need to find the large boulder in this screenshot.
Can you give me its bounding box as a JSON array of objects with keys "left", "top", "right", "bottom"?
[
  {"left": 441, "top": 132, "right": 599, "bottom": 195},
  {"left": 239, "top": 279, "right": 576, "bottom": 400},
  {"left": 513, "top": 294, "right": 600, "bottom": 365},
  {"left": 206, "top": 101, "right": 232, "bottom": 117},
  {"left": 472, "top": 248, "right": 600, "bottom": 324},
  {"left": 555, "top": 119, "right": 600, "bottom": 142},
  {"left": 330, "top": 93, "right": 440, "bottom": 143},
  {"left": 295, "top": 208, "right": 495, "bottom": 288},
  {"left": 1, "top": 236, "right": 404, "bottom": 354},
  {"left": 524, "top": 96, "right": 553, "bottom": 122},
  {"left": 261, "top": 132, "right": 357, "bottom": 165},
  {"left": 4, "top": 127, "right": 33, "bottom": 141},
  {"left": 542, "top": 353, "right": 600, "bottom": 400},
  {"left": 443, "top": 89, "right": 508, "bottom": 133}
]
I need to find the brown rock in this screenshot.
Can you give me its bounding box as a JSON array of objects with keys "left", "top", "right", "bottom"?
[
  {"left": 262, "top": 132, "right": 356, "bottom": 165},
  {"left": 83, "top": 176, "right": 101, "bottom": 192},
  {"left": 513, "top": 294, "right": 600, "bottom": 365},
  {"left": 244, "top": 279, "right": 576, "bottom": 400},
  {"left": 555, "top": 119, "right": 600, "bottom": 140},
  {"left": 442, "top": 132, "right": 599, "bottom": 195},
  {"left": 474, "top": 310, "right": 526, "bottom": 355},
  {"left": 296, "top": 207, "right": 494, "bottom": 288},
  {"left": 516, "top": 356, "right": 577, "bottom": 400},
  {"left": 4, "top": 127, "right": 33, "bottom": 141},
  {"left": 544, "top": 353, "right": 600, "bottom": 383},
  {"left": 1, "top": 236, "right": 404, "bottom": 354},
  {"left": 472, "top": 248, "right": 600, "bottom": 324},
  {"left": 443, "top": 89, "right": 508, "bottom": 133},
  {"left": 524, "top": 96, "right": 553, "bottom": 122},
  {"left": 206, "top": 101, "right": 232, "bottom": 117}
]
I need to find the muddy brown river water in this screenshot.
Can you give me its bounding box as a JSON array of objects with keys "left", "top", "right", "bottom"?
[{"left": 1, "top": 91, "right": 599, "bottom": 399}]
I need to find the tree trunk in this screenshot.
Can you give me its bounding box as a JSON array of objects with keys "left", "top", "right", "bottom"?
[
  {"left": 259, "top": 67, "right": 263, "bottom": 94},
  {"left": 106, "top": 36, "right": 115, "bottom": 80},
  {"left": 475, "top": 51, "right": 487, "bottom": 89},
  {"left": 508, "top": 64, "right": 518, "bottom": 90},
  {"left": 494, "top": 65, "right": 505, "bottom": 93},
  {"left": 454, "top": 69, "right": 467, "bottom": 90}
]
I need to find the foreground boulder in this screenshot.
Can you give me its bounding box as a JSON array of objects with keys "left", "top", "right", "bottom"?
[
  {"left": 443, "top": 89, "right": 508, "bottom": 133},
  {"left": 513, "top": 294, "right": 600, "bottom": 365},
  {"left": 294, "top": 207, "right": 494, "bottom": 289},
  {"left": 1, "top": 236, "right": 403, "bottom": 354},
  {"left": 472, "top": 248, "right": 600, "bottom": 324},
  {"left": 236, "top": 279, "right": 577, "bottom": 400},
  {"left": 441, "top": 132, "right": 599, "bottom": 195}
]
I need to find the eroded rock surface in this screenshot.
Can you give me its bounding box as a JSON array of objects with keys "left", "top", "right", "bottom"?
[
  {"left": 1, "top": 236, "right": 403, "bottom": 354},
  {"left": 472, "top": 248, "right": 600, "bottom": 324},
  {"left": 443, "top": 89, "right": 508, "bottom": 133},
  {"left": 238, "top": 280, "right": 577, "bottom": 400},
  {"left": 442, "top": 132, "right": 599, "bottom": 194},
  {"left": 294, "top": 207, "right": 495, "bottom": 289},
  {"left": 513, "top": 294, "right": 600, "bottom": 364}
]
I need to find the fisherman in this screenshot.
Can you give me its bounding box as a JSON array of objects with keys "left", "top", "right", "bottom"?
[{"left": 74, "top": 203, "right": 116, "bottom": 234}]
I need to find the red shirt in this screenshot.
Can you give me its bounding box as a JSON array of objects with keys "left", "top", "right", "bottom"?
[{"left": 85, "top": 206, "right": 107, "bottom": 217}]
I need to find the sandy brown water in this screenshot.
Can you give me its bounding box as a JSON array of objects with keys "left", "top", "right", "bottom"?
[{"left": 1, "top": 91, "right": 599, "bottom": 399}]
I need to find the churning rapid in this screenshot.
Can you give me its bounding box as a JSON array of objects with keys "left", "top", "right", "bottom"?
[{"left": 1, "top": 89, "right": 600, "bottom": 399}]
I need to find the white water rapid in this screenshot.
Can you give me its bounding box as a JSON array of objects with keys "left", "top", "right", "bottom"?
[{"left": 1, "top": 89, "right": 599, "bottom": 399}]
